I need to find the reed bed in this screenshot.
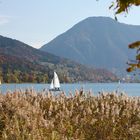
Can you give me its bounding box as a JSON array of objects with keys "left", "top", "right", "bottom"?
[{"left": 0, "top": 89, "right": 140, "bottom": 140}]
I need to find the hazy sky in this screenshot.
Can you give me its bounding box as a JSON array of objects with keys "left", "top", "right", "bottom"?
[{"left": 0, "top": 0, "right": 140, "bottom": 48}]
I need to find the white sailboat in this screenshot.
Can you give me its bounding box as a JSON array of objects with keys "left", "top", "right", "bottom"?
[{"left": 49, "top": 72, "right": 60, "bottom": 91}]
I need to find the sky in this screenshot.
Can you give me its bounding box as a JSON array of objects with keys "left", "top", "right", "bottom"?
[{"left": 0, "top": 0, "right": 140, "bottom": 48}]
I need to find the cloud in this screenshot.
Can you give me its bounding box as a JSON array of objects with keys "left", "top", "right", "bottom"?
[{"left": 0, "top": 16, "right": 10, "bottom": 25}]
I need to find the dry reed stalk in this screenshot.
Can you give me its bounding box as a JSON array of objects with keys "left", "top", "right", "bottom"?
[{"left": 0, "top": 90, "right": 139, "bottom": 139}]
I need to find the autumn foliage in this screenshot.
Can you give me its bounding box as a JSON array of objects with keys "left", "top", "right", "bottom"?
[
  {"left": 127, "top": 41, "right": 140, "bottom": 73},
  {"left": 109, "top": 0, "right": 140, "bottom": 14}
]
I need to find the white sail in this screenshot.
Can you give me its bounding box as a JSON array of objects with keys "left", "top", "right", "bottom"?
[
  {"left": 50, "top": 79, "right": 54, "bottom": 89},
  {"left": 53, "top": 72, "right": 60, "bottom": 88}
]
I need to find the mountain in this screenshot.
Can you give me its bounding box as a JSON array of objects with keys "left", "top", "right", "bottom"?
[
  {"left": 0, "top": 35, "right": 117, "bottom": 83},
  {"left": 41, "top": 16, "right": 140, "bottom": 75}
]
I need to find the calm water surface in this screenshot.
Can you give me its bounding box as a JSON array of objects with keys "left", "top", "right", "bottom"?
[{"left": 0, "top": 83, "right": 140, "bottom": 96}]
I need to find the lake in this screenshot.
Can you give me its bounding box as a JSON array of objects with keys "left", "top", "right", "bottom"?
[{"left": 0, "top": 83, "right": 140, "bottom": 96}]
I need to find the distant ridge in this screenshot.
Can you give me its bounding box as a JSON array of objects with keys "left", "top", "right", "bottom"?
[
  {"left": 41, "top": 16, "right": 140, "bottom": 75},
  {"left": 0, "top": 35, "right": 117, "bottom": 83}
]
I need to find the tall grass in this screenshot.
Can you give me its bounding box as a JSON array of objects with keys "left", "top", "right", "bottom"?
[{"left": 0, "top": 89, "right": 140, "bottom": 139}]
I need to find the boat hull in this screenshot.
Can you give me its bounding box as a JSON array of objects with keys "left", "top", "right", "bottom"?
[{"left": 49, "top": 88, "right": 61, "bottom": 91}]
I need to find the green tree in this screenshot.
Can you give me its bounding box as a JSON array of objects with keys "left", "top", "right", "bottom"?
[{"left": 0, "top": 68, "right": 3, "bottom": 83}]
